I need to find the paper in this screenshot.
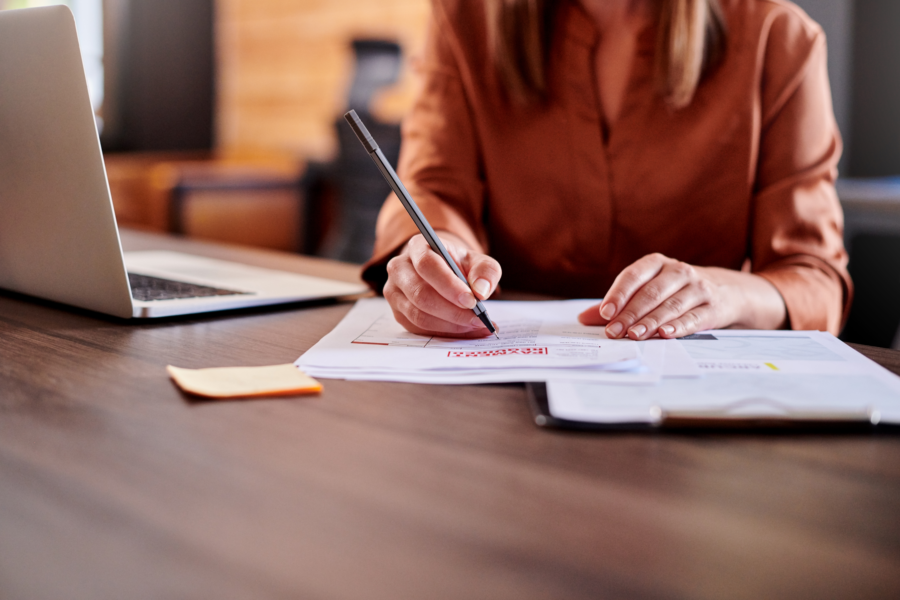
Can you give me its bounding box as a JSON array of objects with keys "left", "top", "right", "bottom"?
[
  {"left": 297, "top": 298, "right": 649, "bottom": 384},
  {"left": 659, "top": 337, "right": 702, "bottom": 378},
  {"left": 303, "top": 339, "right": 699, "bottom": 384},
  {"left": 678, "top": 330, "right": 860, "bottom": 374},
  {"left": 547, "top": 373, "right": 897, "bottom": 423},
  {"left": 167, "top": 364, "right": 322, "bottom": 399},
  {"left": 547, "top": 330, "right": 900, "bottom": 424}
]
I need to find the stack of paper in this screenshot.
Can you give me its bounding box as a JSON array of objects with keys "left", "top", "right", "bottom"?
[
  {"left": 296, "top": 298, "right": 697, "bottom": 384},
  {"left": 297, "top": 298, "right": 900, "bottom": 425}
]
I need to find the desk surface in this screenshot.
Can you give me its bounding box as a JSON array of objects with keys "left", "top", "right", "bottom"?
[{"left": 2, "top": 230, "right": 899, "bottom": 600}]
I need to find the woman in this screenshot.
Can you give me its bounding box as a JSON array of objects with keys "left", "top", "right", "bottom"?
[{"left": 361, "top": 0, "right": 851, "bottom": 341}]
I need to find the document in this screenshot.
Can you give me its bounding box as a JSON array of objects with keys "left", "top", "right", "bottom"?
[
  {"left": 678, "top": 330, "right": 861, "bottom": 374},
  {"left": 546, "top": 330, "right": 900, "bottom": 424},
  {"left": 297, "top": 298, "right": 665, "bottom": 384},
  {"left": 303, "top": 340, "right": 688, "bottom": 384}
]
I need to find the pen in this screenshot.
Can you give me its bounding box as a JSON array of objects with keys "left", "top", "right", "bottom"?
[{"left": 344, "top": 109, "right": 500, "bottom": 340}]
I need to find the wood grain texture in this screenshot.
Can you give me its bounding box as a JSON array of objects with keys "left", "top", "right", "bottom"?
[
  {"left": 1, "top": 230, "right": 899, "bottom": 600},
  {"left": 215, "top": 0, "right": 430, "bottom": 159}
]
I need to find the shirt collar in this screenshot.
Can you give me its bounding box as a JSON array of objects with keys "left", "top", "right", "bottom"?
[{"left": 562, "top": 0, "right": 658, "bottom": 56}]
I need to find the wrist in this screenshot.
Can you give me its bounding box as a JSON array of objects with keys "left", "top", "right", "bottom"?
[{"left": 704, "top": 267, "right": 787, "bottom": 330}]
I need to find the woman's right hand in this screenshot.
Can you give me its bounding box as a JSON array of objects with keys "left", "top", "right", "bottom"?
[{"left": 384, "top": 232, "right": 502, "bottom": 338}]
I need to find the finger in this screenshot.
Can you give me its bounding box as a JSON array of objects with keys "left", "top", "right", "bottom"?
[
  {"left": 386, "top": 258, "right": 484, "bottom": 329},
  {"left": 394, "top": 312, "right": 496, "bottom": 339},
  {"left": 465, "top": 254, "right": 502, "bottom": 300},
  {"left": 406, "top": 235, "right": 478, "bottom": 309},
  {"left": 656, "top": 305, "right": 718, "bottom": 339},
  {"left": 599, "top": 253, "right": 669, "bottom": 323},
  {"left": 440, "top": 234, "right": 469, "bottom": 267},
  {"left": 625, "top": 282, "right": 710, "bottom": 340},
  {"left": 609, "top": 261, "right": 701, "bottom": 337},
  {"left": 388, "top": 290, "right": 492, "bottom": 338},
  {"left": 577, "top": 302, "right": 607, "bottom": 326}
]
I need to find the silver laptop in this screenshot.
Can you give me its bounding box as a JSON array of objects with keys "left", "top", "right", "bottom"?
[{"left": 0, "top": 6, "right": 367, "bottom": 318}]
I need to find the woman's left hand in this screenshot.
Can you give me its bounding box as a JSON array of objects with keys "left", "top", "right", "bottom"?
[{"left": 577, "top": 253, "right": 787, "bottom": 340}]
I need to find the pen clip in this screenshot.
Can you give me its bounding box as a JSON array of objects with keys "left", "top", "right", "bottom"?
[{"left": 652, "top": 399, "right": 881, "bottom": 428}]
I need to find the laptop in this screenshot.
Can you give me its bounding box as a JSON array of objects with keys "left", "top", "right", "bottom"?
[{"left": 0, "top": 6, "right": 368, "bottom": 318}]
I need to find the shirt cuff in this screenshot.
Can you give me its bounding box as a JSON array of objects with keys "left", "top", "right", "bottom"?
[{"left": 757, "top": 259, "right": 850, "bottom": 335}]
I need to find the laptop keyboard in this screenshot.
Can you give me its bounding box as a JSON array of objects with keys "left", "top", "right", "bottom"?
[{"left": 128, "top": 273, "right": 251, "bottom": 302}]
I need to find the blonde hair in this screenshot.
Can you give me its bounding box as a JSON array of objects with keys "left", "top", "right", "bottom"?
[{"left": 487, "top": 0, "right": 727, "bottom": 108}]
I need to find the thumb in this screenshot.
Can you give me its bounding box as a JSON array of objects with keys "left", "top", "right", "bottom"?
[
  {"left": 577, "top": 302, "right": 609, "bottom": 326},
  {"left": 466, "top": 253, "right": 502, "bottom": 301}
]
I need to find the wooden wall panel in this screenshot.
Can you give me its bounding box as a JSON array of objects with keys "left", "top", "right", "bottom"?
[{"left": 216, "top": 0, "right": 431, "bottom": 160}]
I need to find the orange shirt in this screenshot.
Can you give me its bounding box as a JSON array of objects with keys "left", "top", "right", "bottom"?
[{"left": 362, "top": 0, "right": 851, "bottom": 334}]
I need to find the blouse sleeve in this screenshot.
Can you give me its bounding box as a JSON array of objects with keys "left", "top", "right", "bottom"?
[
  {"left": 361, "top": 3, "right": 487, "bottom": 292},
  {"left": 751, "top": 8, "right": 852, "bottom": 334}
]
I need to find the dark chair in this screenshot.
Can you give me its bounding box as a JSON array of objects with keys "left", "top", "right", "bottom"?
[
  {"left": 161, "top": 40, "right": 404, "bottom": 261},
  {"left": 312, "top": 40, "right": 403, "bottom": 264},
  {"left": 840, "top": 233, "right": 900, "bottom": 348},
  {"left": 837, "top": 178, "right": 900, "bottom": 348}
]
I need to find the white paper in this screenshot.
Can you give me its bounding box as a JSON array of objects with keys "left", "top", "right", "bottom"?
[
  {"left": 307, "top": 340, "right": 656, "bottom": 384},
  {"left": 304, "top": 338, "right": 702, "bottom": 385},
  {"left": 659, "top": 338, "right": 702, "bottom": 378},
  {"left": 679, "top": 330, "right": 864, "bottom": 374},
  {"left": 297, "top": 298, "right": 645, "bottom": 383},
  {"left": 547, "top": 330, "right": 900, "bottom": 424},
  {"left": 548, "top": 373, "right": 900, "bottom": 424}
]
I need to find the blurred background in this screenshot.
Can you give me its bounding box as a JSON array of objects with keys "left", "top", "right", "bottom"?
[{"left": 1, "top": 0, "right": 898, "bottom": 347}]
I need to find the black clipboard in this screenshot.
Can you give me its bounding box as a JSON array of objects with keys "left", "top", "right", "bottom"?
[{"left": 525, "top": 382, "right": 884, "bottom": 432}]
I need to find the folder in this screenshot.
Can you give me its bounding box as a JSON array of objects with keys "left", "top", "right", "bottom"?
[{"left": 526, "top": 382, "right": 883, "bottom": 432}]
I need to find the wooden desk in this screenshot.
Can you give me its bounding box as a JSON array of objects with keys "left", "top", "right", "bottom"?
[{"left": 1, "top": 230, "right": 899, "bottom": 600}]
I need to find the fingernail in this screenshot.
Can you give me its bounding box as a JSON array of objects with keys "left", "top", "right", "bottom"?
[
  {"left": 472, "top": 279, "right": 490, "bottom": 298},
  {"left": 660, "top": 325, "right": 675, "bottom": 336},
  {"left": 458, "top": 292, "right": 476, "bottom": 309},
  {"left": 607, "top": 322, "right": 623, "bottom": 338},
  {"left": 600, "top": 303, "right": 616, "bottom": 320},
  {"left": 630, "top": 324, "right": 647, "bottom": 338}
]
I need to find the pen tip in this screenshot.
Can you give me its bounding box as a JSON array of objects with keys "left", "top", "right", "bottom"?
[{"left": 494, "top": 332, "right": 501, "bottom": 340}]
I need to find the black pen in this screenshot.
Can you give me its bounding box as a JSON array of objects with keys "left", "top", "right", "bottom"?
[{"left": 344, "top": 109, "right": 499, "bottom": 339}]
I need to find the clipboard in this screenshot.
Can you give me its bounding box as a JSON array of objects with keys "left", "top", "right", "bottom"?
[{"left": 525, "top": 382, "right": 884, "bottom": 432}]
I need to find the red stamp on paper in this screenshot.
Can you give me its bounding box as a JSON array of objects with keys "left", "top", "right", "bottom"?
[{"left": 447, "top": 347, "right": 548, "bottom": 358}]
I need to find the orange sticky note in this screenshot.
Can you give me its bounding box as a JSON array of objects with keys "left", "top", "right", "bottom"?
[{"left": 167, "top": 364, "right": 322, "bottom": 399}]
